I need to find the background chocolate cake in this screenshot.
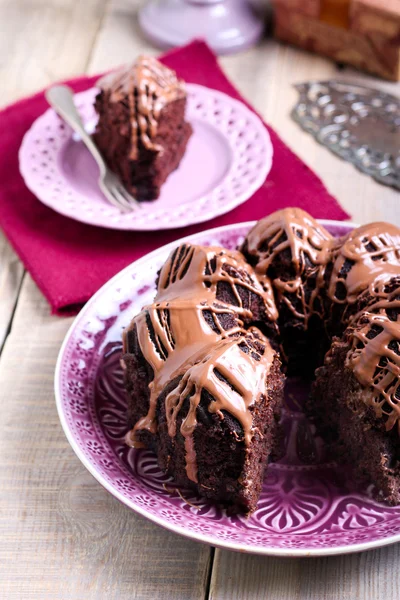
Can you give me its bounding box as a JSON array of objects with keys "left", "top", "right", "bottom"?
[
  {"left": 311, "top": 285, "right": 400, "bottom": 504},
  {"left": 123, "top": 243, "right": 284, "bottom": 514},
  {"left": 94, "top": 56, "right": 192, "bottom": 201}
]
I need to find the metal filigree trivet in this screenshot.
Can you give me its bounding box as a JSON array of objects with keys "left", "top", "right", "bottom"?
[{"left": 292, "top": 81, "right": 400, "bottom": 190}]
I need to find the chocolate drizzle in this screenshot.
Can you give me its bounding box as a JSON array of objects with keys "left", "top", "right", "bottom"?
[
  {"left": 328, "top": 222, "right": 400, "bottom": 306},
  {"left": 342, "top": 275, "right": 400, "bottom": 433},
  {"left": 97, "top": 56, "right": 186, "bottom": 161},
  {"left": 243, "top": 207, "right": 336, "bottom": 325},
  {"left": 346, "top": 311, "right": 400, "bottom": 433},
  {"left": 328, "top": 225, "right": 400, "bottom": 433},
  {"left": 164, "top": 329, "right": 274, "bottom": 482},
  {"left": 123, "top": 210, "right": 400, "bottom": 475},
  {"left": 242, "top": 210, "right": 400, "bottom": 435},
  {"left": 123, "top": 244, "right": 277, "bottom": 481}
]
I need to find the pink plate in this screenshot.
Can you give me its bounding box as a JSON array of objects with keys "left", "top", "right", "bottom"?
[
  {"left": 19, "top": 85, "right": 272, "bottom": 231},
  {"left": 55, "top": 220, "right": 400, "bottom": 556}
]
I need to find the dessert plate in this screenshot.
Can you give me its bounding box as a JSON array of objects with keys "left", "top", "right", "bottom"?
[
  {"left": 19, "top": 85, "right": 272, "bottom": 231},
  {"left": 55, "top": 220, "right": 400, "bottom": 557}
]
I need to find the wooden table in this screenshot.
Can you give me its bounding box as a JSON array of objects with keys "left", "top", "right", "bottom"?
[{"left": 1, "top": 1, "right": 399, "bottom": 598}]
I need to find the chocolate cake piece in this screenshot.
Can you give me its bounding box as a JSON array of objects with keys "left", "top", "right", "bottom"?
[
  {"left": 123, "top": 243, "right": 279, "bottom": 430},
  {"left": 122, "top": 243, "right": 284, "bottom": 514},
  {"left": 326, "top": 222, "right": 400, "bottom": 338},
  {"left": 311, "top": 289, "right": 400, "bottom": 504},
  {"left": 125, "top": 327, "right": 284, "bottom": 515},
  {"left": 240, "top": 207, "right": 337, "bottom": 375},
  {"left": 93, "top": 56, "right": 192, "bottom": 202}
]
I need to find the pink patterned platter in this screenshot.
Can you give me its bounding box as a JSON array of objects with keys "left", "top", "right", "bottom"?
[
  {"left": 55, "top": 220, "right": 400, "bottom": 556},
  {"left": 19, "top": 85, "right": 272, "bottom": 231}
]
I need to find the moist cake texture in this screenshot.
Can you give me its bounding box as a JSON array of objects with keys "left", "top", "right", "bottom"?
[
  {"left": 309, "top": 224, "right": 400, "bottom": 503},
  {"left": 311, "top": 278, "right": 400, "bottom": 504},
  {"left": 241, "top": 207, "right": 338, "bottom": 374},
  {"left": 122, "top": 244, "right": 284, "bottom": 514},
  {"left": 94, "top": 56, "right": 192, "bottom": 201},
  {"left": 241, "top": 212, "right": 400, "bottom": 505}
]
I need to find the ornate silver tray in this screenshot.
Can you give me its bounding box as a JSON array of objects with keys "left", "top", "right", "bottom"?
[{"left": 292, "top": 81, "right": 400, "bottom": 190}]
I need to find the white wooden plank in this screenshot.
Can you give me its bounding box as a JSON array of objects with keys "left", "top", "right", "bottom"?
[
  {"left": 0, "top": 0, "right": 111, "bottom": 340},
  {"left": 2, "top": 0, "right": 400, "bottom": 597},
  {"left": 0, "top": 0, "right": 212, "bottom": 596},
  {"left": 0, "top": 0, "right": 110, "bottom": 108},
  {"left": 87, "top": 0, "right": 156, "bottom": 73},
  {"left": 210, "top": 544, "right": 400, "bottom": 600},
  {"left": 0, "top": 275, "right": 212, "bottom": 600}
]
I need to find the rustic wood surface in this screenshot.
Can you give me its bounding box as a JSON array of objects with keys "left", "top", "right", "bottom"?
[{"left": 0, "top": 0, "right": 399, "bottom": 598}]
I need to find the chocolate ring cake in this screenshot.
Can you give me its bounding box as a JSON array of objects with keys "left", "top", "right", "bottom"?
[
  {"left": 241, "top": 207, "right": 338, "bottom": 374},
  {"left": 122, "top": 209, "right": 400, "bottom": 513},
  {"left": 94, "top": 56, "right": 192, "bottom": 201},
  {"left": 123, "top": 244, "right": 284, "bottom": 514}
]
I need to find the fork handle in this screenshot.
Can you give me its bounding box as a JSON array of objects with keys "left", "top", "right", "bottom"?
[{"left": 45, "top": 85, "right": 106, "bottom": 175}]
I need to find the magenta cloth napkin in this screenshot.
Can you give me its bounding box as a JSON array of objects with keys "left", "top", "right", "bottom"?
[{"left": 0, "top": 41, "right": 350, "bottom": 315}]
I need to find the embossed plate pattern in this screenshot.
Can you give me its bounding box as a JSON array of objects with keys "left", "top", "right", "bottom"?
[
  {"left": 55, "top": 220, "right": 400, "bottom": 556},
  {"left": 292, "top": 81, "right": 400, "bottom": 190},
  {"left": 19, "top": 85, "right": 272, "bottom": 231}
]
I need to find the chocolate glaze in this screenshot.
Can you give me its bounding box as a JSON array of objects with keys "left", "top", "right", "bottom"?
[
  {"left": 123, "top": 211, "right": 400, "bottom": 481},
  {"left": 123, "top": 244, "right": 278, "bottom": 481},
  {"left": 346, "top": 311, "right": 400, "bottom": 433},
  {"left": 328, "top": 222, "right": 400, "bottom": 306},
  {"left": 164, "top": 329, "right": 274, "bottom": 482},
  {"left": 342, "top": 275, "right": 400, "bottom": 433},
  {"left": 353, "top": 275, "right": 400, "bottom": 319},
  {"left": 243, "top": 207, "right": 336, "bottom": 325},
  {"left": 97, "top": 56, "right": 186, "bottom": 161}
]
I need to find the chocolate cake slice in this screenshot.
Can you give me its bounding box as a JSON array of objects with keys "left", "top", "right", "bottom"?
[
  {"left": 94, "top": 56, "right": 192, "bottom": 201},
  {"left": 122, "top": 243, "right": 284, "bottom": 514},
  {"left": 126, "top": 328, "right": 283, "bottom": 514},
  {"left": 241, "top": 207, "right": 337, "bottom": 375},
  {"left": 311, "top": 279, "right": 400, "bottom": 504}
]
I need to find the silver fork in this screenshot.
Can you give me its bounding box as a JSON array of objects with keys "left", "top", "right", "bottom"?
[{"left": 45, "top": 85, "right": 140, "bottom": 213}]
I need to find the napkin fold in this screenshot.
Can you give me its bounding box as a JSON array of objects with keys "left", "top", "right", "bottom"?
[{"left": 0, "top": 41, "right": 350, "bottom": 315}]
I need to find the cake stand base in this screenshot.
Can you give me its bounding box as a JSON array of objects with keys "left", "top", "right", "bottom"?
[{"left": 138, "top": 0, "right": 264, "bottom": 55}]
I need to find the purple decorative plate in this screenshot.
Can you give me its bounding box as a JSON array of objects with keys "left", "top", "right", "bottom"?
[
  {"left": 19, "top": 85, "right": 272, "bottom": 231},
  {"left": 55, "top": 220, "right": 400, "bottom": 556}
]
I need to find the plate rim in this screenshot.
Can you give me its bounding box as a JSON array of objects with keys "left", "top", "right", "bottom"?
[
  {"left": 19, "top": 84, "right": 273, "bottom": 232},
  {"left": 54, "top": 217, "right": 400, "bottom": 558}
]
